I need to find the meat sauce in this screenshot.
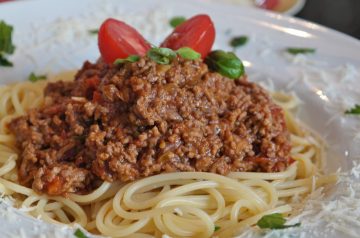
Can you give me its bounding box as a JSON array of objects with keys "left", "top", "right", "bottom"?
[{"left": 9, "top": 56, "right": 291, "bottom": 196}]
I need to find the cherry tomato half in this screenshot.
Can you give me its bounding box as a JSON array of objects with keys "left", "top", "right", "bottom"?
[
  {"left": 257, "top": 0, "right": 279, "bottom": 10},
  {"left": 161, "top": 14, "right": 215, "bottom": 59},
  {"left": 98, "top": 18, "right": 151, "bottom": 64}
]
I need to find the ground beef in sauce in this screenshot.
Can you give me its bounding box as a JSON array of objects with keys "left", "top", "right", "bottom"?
[{"left": 9, "top": 56, "right": 291, "bottom": 196}]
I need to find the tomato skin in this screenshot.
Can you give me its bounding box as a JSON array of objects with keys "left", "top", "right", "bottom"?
[
  {"left": 98, "top": 18, "right": 151, "bottom": 64},
  {"left": 258, "top": 0, "right": 279, "bottom": 10},
  {"left": 161, "top": 14, "right": 215, "bottom": 59}
]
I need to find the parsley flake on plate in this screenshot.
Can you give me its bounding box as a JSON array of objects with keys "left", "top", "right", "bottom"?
[
  {"left": 74, "top": 228, "right": 88, "bottom": 238},
  {"left": 88, "top": 29, "right": 99, "bottom": 35},
  {"left": 28, "top": 72, "right": 47, "bottom": 82},
  {"left": 286, "top": 47, "right": 315, "bottom": 55},
  {"left": 169, "top": 16, "right": 186, "bottom": 28},
  {"left": 230, "top": 36, "right": 248, "bottom": 48},
  {"left": 257, "top": 213, "right": 301, "bottom": 230},
  {"left": 345, "top": 104, "right": 360, "bottom": 115},
  {"left": 0, "top": 20, "right": 15, "bottom": 67}
]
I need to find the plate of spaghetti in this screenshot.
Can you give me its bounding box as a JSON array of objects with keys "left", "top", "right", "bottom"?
[{"left": 0, "top": 0, "right": 360, "bottom": 238}]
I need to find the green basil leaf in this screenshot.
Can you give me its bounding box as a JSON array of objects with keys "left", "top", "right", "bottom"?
[
  {"left": 205, "top": 50, "right": 245, "bottom": 79},
  {"left": 230, "top": 36, "right": 248, "bottom": 48},
  {"left": 214, "top": 225, "right": 221, "bottom": 231},
  {"left": 345, "top": 104, "right": 360, "bottom": 115},
  {"left": 176, "top": 47, "right": 201, "bottom": 60},
  {"left": 147, "top": 47, "right": 176, "bottom": 65},
  {"left": 0, "top": 20, "right": 15, "bottom": 54},
  {"left": 114, "top": 55, "right": 140, "bottom": 65},
  {"left": 74, "top": 228, "right": 88, "bottom": 238},
  {"left": 257, "top": 213, "right": 301, "bottom": 230},
  {"left": 28, "top": 72, "right": 47, "bottom": 82},
  {"left": 0, "top": 53, "right": 13, "bottom": 67},
  {"left": 169, "top": 16, "right": 186, "bottom": 28},
  {"left": 88, "top": 29, "right": 99, "bottom": 35},
  {"left": 286, "top": 47, "right": 315, "bottom": 55}
]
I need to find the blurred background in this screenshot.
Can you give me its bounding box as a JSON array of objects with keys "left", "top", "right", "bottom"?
[
  {"left": 296, "top": 0, "right": 360, "bottom": 39},
  {"left": 0, "top": 0, "right": 359, "bottom": 39},
  {"left": 211, "top": 0, "right": 360, "bottom": 39}
]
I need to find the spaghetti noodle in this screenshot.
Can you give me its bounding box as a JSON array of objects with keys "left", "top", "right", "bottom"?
[{"left": 0, "top": 74, "right": 336, "bottom": 238}]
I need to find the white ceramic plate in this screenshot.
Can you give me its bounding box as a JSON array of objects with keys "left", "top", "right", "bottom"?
[{"left": 0, "top": 0, "right": 360, "bottom": 237}]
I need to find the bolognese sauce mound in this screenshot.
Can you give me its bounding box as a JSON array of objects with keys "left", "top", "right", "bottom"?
[{"left": 9, "top": 56, "right": 291, "bottom": 196}]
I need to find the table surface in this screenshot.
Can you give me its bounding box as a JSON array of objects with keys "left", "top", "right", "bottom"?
[{"left": 0, "top": 0, "right": 359, "bottom": 40}]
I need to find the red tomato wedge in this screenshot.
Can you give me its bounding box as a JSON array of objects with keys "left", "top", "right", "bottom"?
[
  {"left": 161, "top": 14, "right": 215, "bottom": 59},
  {"left": 98, "top": 18, "right": 151, "bottom": 64}
]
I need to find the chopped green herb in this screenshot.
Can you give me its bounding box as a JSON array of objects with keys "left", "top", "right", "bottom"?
[
  {"left": 147, "top": 47, "right": 176, "bottom": 65},
  {"left": 286, "top": 47, "right": 315, "bottom": 55},
  {"left": 345, "top": 104, "right": 360, "bottom": 115},
  {"left": 74, "top": 228, "right": 88, "bottom": 238},
  {"left": 0, "top": 21, "right": 15, "bottom": 54},
  {"left": 214, "top": 225, "right": 221, "bottom": 231},
  {"left": 205, "top": 50, "right": 245, "bottom": 79},
  {"left": 230, "top": 36, "right": 248, "bottom": 48},
  {"left": 0, "top": 20, "right": 15, "bottom": 67},
  {"left": 176, "top": 47, "right": 201, "bottom": 60},
  {"left": 114, "top": 55, "right": 140, "bottom": 65},
  {"left": 257, "top": 213, "right": 301, "bottom": 230},
  {"left": 88, "top": 29, "right": 99, "bottom": 35},
  {"left": 28, "top": 72, "right": 47, "bottom": 82},
  {"left": 0, "top": 54, "right": 13, "bottom": 67},
  {"left": 169, "top": 16, "right": 186, "bottom": 28}
]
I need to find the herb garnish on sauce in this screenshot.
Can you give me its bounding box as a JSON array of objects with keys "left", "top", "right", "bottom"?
[
  {"left": 205, "top": 50, "right": 245, "bottom": 79},
  {"left": 257, "top": 213, "right": 301, "bottom": 229},
  {"left": 0, "top": 20, "right": 15, "bottom": 67},
  {"left": 176, "top": 47, "right": 201, "bottom": 60},
  {"left": 147, "top": 47, "right": 200, "bottom": 64},
  {"left": 114, "top": 55, "right": 140, "bottom": 65},
  {"left": 147, "top": 47, "right": 177, "bottom": 65}
]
